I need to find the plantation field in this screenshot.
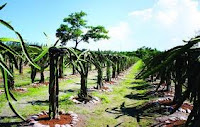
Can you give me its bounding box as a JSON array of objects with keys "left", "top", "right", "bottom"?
[
  {"left": 0, "top": 60, "right": 157, "bottom": 127},
  {"left": 2, "top": 1, "right": 200, "bottom": 126}
]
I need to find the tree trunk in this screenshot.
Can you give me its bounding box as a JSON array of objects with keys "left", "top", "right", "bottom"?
[
  {"left": 103, "top": 62, "right": 106, "bottom": 67},
  {"left": 88, "top": 63, "right": 92, "bottom": 71},
  {"left": 79, "top": 62, "right": 89, "bottom": 98},
  {"left": 173, "top": 56, "right": 183, "bottom": 103},
  {"left": 106, "top": 61, "right": 111, "bottom": 82},
  {"left": 8, "top": 59, "right": 14, "bottom": 89},
  {"left": 166, "top": 76, "right": 171, "bottom": 92},
  {"left": 174, "top": 82, "right": 182, "bottom": 102},
  {"left": 120, "top": 60, "right": 123, "bottom": 72},
  {"left": 31, "top": 66, "right": 37, "bottom": 83},
  {"left": 112, "top": 63, "right": 116, "bottom": 78},
  {"left": 19, "top": 58, "right": 23, "bottom": 74},
  {"left": 58, "top": 55, "right": 64, "bottom": 78},
  {"left": 8, "top": 76, "right": 14, "bottom": 90},
  {"left": 72, "top": 65, "right": 77, "bottom": 75},
  {"left": 97, "top": 68, "right": 103, "bottom": 89},
  {"left": 40, "top": 69, "right": 44, "bottom": 83},
  {"left": 155, "top": 73, "right": 165, "bottom": 92},
  {"left": 80, "top": 74, "right": 88, "bottom": 97},
  {"left": 49, "top": 47, "right": 59, "bottom": 119},
  {"left": 75, "top": 42, "right": 78, "bottom": 49},
  {"left": 117, "top": 61, "right": 120, "bottom": 75}
]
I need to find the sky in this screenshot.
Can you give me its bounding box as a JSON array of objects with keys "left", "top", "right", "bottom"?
[{"left": 1, "top": 0, "right": 200, "bottom": 51}]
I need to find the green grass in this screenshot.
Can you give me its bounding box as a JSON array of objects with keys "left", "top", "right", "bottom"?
[
  {"left": 0, "top": 60, "right": 156, "bottom": 126},
  {"left": 87, "top": 116, "right": 117, "bottom": 127},
  {"left": 92, "top": 92, "right": 111, "bottom": 104},
  {"left": 20, "top": 105, "right": 48, "bottom": 117},
  {"left": 0, "top": 94, "right": 6, "bottom": 113},
  {"left": 83, "top": 60, "right": 155, "bottom": 127}
]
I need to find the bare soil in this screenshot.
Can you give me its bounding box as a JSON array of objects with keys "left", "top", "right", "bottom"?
[
  {"left": 37, "top": 114, "right": 72, "bottom": 127},
  {"left": 31, "top": 81, "right": 49, "bottom": 87}
]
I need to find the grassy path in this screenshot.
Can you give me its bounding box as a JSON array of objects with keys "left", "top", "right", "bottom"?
[
  {"left": 0, "top": 60, "right": 155, "bottom": 127},
  {"left": 82, "top": 60, "right": 154, "bottom": 127}
]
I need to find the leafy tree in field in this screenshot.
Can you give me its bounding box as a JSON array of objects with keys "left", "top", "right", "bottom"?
[
  {"left": 56, "top": 11, "right": 109, "bottom": 75},
  {"left": 5, "top": 42, "right": 24, "bottom": 74},
  {"left": 68, "top": 49, "right": 93, "bottom": 100},
  {"left": 28, "top": 45, "right": 49, "bottom": 83},
  {"left": 111, "top": 55, "right": 117, "bottom": 78},
  {"left": 133, "top": 46, "right": 160, "bottom": 62},
  {"left": 91, "top": 51, "right": 105, "bottom": 89},
  {"left": 56, "top": 11, "right": 109, "bottom": 49}
]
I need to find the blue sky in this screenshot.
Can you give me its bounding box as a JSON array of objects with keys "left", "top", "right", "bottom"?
[{"left": 1, "top": 0, "right": 200, "bottom": 51}]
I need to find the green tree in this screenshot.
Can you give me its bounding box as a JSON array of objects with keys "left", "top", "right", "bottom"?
[
  {"left": 56, "top": 11, "right": 109, "bottom": 75},
  {"left": 106, "top": 55, "right": 111, "bottom": 82},
  {"left": 56, "top": 11, "right": 109, "bottom": 49},
  {"left": 134, "top": 46, "right": 160, "bottom": 63},
  {"left": 90, "top": 51, "right": 105, "bottom": 89}
]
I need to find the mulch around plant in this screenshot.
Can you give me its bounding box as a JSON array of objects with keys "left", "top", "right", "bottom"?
[
  {"left": 36, "top": 114, "right": 72, "bottom": 127},
  {"left": 103, "top": 80, "right": 116, "bottom": 85},
  {"left": 150, "top": 96, "right": 193, "bottom": 127},
  {"left": 0, "top": 90, "right": 4, "bottom": 94},
  {"left": 0, "top": 88, "right": 27, "bottom": 94},
  {"left": 58, "top": 76, "right": 70, "bottom": 81},
  {"left": 88, "top": 86, "right": 112, "bottom": 92},
  {"left": 158, "top": 98, "right": 193, "bottom": 111},
  {"left": 137, "top": 87, "right": 193, "bottom": 127},
  {"left": 180, "top": 103, "right": 193, "bottom": 110},
  {"left": 13, "top": 87, "right": 27, "bottom": 93},
  {"left": 165, "top": 120, "right": 186, "bottom": 127},
  {"left": 101, "top": 86, "right": 109, "bottom": 90},
  {"left": 68, "top": 74, "right": 79, "bottom": 78},
  {"left": 158, "top": 98, "right": 173, "bottom": 105},
  {"left": 31, "top": 82, "right": 49, "bottom": 87},
  {"left": 153, "top": 91, "right": 174, "bottom": 97},
  {"left": 69, "top": 95, "right": 101, "bottom": 105},
  {"left": 28, "top": 111, "right": 79, "bottom": 127}
]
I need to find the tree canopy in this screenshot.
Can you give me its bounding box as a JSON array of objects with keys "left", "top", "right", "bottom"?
[{"left": 56, "top": 11, "right": 109, "bottom": 49}]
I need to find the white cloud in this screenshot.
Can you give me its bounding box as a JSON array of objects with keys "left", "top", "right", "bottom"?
[
  {"left": 129, "top": 8, "right": 153, "bottom": 20},
  {"left": 129, "top": 0, "right": 200, "bottom": 50},
  {"left": 156, "top": 10, "right": 178, "bottom": 26},
  {"left": 108, "top": 22, "right": 130, "bottom": 41},
  {"left": 79, "top": 22, "right": 134, "bottom": 51},
  {"left": 156, "top": 0, "right": 178, "bottom": 9}
]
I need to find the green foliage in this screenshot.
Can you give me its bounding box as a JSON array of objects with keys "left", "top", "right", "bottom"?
[
  {"left": 0, "top": 68, "right": 25, "bottom": 120},
  {"left": 83, "top": 25, "right": 109, "bottom": 42},
  {"left": 90, "top": 51, "right": 104, "bottom": 89},
  {"left": 106, "top": 59, "right": 111, "bottom": 81},
  {"left": 0, "top": 3, "right": 52, "bottom": 120},
  {"left": 137, "top": 36, "right": 200, "bottom": 126},
  {"left": 56, "top": 11, "right": 109, "bottom": 49},
  {"left": 133, "top": 60, "right": 144, "bottom": 71},
  {"left": 134, "top": 46, "right": 160, "bottom": 62}
]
